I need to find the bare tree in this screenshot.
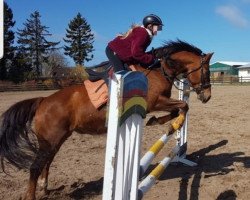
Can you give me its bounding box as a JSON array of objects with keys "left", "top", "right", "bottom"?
[{"left": 43, "top": 50, "right": 69, "bottom": 77}]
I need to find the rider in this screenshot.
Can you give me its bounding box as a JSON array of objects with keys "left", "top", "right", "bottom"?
[{"left": 106, "top": 14, "right": 163, "bottom": 72}]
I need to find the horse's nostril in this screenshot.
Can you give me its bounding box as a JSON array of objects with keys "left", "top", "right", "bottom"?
[{"left": 201, "top": 95, "right": 211, "bottom": 103}]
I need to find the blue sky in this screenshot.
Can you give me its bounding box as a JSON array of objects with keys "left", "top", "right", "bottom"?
[{"left": 5, "top": 0, "right": 250, "bottom": 67}]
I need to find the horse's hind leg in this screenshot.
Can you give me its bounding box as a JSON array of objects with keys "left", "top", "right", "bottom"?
[
  {"left": 37, "top": 133, "right": 70, "bottom": 196},
  {"left": 23, "top": 149, "right": 51, "bottom": 200},
  {"left": 37, "top": 152, "right": 57, "bottom": 195}
]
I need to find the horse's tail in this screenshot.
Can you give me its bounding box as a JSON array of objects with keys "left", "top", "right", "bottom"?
[{"left": 0, "top": 97, "right": 44, "bottom": 171}]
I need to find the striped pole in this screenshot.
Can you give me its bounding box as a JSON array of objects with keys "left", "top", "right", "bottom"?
[
  {"left": 139, "top": 79, "right": 190, "bottom": 178},
  {"left": 139, "top": 109, "right": 187, "bottom": 178},
  {"left": 137, "top": 79, "right": 197, "bottom": 199},
  {"left": 138, "top": 146, "right": 180, "bottom": 200},
  {"left": 139, "top": 134, "right": 173, "bottom": 177}
]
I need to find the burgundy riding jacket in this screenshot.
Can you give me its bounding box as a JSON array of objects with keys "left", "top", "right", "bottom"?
[{"left": 108, "top": 26, "right": 155, "bottom": 65}]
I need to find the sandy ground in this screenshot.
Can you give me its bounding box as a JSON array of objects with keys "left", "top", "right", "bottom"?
[{"left": 0, "top": 85, "right": 250, "bottom": 200}]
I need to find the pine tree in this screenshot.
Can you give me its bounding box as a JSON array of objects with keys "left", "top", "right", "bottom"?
[
  {"left": 64, "top": 13, "right": 94, "bottom": 65},
  {"left": 9, "top": 49, "right": 33, "bottom": 83},
  {"left": 17, "top": 11, "right": 60, "bottom": 77},
  {"left": 0, "top": 2, "right": 15, "bottom": 80}
]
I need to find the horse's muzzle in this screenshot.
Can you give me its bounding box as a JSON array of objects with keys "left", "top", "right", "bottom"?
[{"left": 197, "top": 87, "right": 211, "bottom": 103}]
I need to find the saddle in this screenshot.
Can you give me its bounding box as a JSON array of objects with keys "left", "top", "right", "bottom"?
[
  {"left": 85, "top": 61, "right": 135, "bottom": 82},
  {"left": 84, "top": 61, "right": 136, "bottom": 109},
  {"left": 85, "top": 61, "right": 112, "bottom": 83},
  {"left": 84, "top": 61, "right": 112, "bottom": 109}
]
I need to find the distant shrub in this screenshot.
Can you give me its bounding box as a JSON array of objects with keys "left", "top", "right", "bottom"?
[
  {"left": 70, "top": 65, "right": 89, "bottom": 82},
  {"left": 43, "top": 79, "right": 54, "bottom": 87}
]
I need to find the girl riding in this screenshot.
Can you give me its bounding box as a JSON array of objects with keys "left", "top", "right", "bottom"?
[{"left": 106, "top": 14, "right": 163, "bottom": 72}]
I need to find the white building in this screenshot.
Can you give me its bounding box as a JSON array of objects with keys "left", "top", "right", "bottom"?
[{"left": 238, "top": 63, "right": 250, "bottom": 82}]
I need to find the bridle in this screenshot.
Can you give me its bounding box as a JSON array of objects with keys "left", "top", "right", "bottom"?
[{"left": 161, "top": 54, "right": 211, "bottom": 93}]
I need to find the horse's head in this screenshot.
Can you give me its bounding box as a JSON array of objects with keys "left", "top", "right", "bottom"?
[{"left": 155, "top": 40, "right": 213, "bottom": 103}]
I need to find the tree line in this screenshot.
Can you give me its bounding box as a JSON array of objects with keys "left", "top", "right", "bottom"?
[{"left": 0, "top": 2, "right": 94, "bottom": 83}]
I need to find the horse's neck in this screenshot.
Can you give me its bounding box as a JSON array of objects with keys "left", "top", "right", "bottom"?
[
  {"left": 170, "top": 52, "right": 196, "bottom": 75},
  {"left": 130, "top": 61, "right": 182, "bottom": 78}
]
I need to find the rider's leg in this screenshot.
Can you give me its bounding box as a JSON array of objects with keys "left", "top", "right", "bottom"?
[{"left": 105, "top": 46, "right": 125, "bottom": 72}]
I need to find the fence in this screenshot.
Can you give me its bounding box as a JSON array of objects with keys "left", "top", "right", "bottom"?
[
  {"left": 1, "top": 75, "right": 249, "bottom": 92},
  {"left": 210, "top": 76, "right": 250, "bottom": 85},
  {"left": 0, "top": 79, "right": 83, "bottom": 92}
]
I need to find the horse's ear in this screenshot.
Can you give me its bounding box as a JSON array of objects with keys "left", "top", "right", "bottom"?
[{"left": 205, "top": 52, "right": 214, "bottom": 62}]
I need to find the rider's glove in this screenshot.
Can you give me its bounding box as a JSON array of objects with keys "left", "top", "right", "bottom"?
[
  {"left": 151, "top": 47, "right": 157, "bottom": 57},
  {"left": 148, "top": 59, "right": 161, "bottom": 69}
]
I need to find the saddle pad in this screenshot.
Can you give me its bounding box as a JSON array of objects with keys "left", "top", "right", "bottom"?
[
  {"left": 84, "top": 65, "right": 136, "bottom": 109},
  {"left": 84, "top": 79, "right": 108, "bottom": 109}
]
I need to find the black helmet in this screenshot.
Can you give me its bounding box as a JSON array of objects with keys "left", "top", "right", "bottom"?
[{"left": 143, "top": 14, "right": 163, "bottom": 27}]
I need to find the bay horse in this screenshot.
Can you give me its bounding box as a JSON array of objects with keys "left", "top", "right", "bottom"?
[{"left": 0, "top": 40, "right": 213, "bottom": 200}]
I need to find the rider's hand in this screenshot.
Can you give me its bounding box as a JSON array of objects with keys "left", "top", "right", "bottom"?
[
  {"left": 151, "top": 47, "right": 157, "bottom": 57},
  {"left": 148, "top": 59, "right": 161, "bottom": 69}
]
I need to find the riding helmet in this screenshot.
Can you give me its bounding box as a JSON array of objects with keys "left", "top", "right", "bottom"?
[{"left": 143, "top": 14, "right": 163, "bottom": 27}]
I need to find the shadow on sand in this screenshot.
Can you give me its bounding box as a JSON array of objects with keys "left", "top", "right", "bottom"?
[
  {"left": 69, "top": 177, "right": 103, "bottom": 199},
  {"left": 49, "top": 140, "right": 249, "bottom": 200},
  {"left": 155, "top": 139, "right": 250, "bottom": 200}
]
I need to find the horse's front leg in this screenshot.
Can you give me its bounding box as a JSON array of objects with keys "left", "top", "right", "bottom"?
[
  {"left": 146, "top": 108, "right": 179, "bottom": 126},
  {"left": 146, "top": 96, "right": 189, "bottom": 134}
]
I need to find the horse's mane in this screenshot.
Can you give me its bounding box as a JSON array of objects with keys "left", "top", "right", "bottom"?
[{"left": 155, "top": 39, "right": 203, "bottom": 58}]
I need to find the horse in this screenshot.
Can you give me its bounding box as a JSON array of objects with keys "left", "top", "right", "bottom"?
[{"left": 0, "top": 40, "right": 213, "bottom": 200}]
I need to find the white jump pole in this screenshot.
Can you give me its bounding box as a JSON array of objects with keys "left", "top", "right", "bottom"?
[
  {"left": 173, "top": 79, "right": 197, "bottom": 166},
  {"left": 102, "top": 73, "right": 123, "bottom": 200},
  {"left": 102, "top": 71, "right": 148, "bottom": 200}
]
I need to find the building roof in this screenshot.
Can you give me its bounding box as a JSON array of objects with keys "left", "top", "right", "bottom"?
[
  {"left": 211, "top": 61, "right": 250, "bottom": 66},
  {"left": 237, "top": 63, "right": 250, "bottom": 69}
]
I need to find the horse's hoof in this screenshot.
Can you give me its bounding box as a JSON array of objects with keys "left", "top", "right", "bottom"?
[
  {"left": 20, "top": 194, "right": 35, "bottom": 200},
  {"left": 146, "top": 116, "right": 158, "bottom": 126},
  {"left": 40, "top": 189, "right": 49, "bottom": 196}
]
